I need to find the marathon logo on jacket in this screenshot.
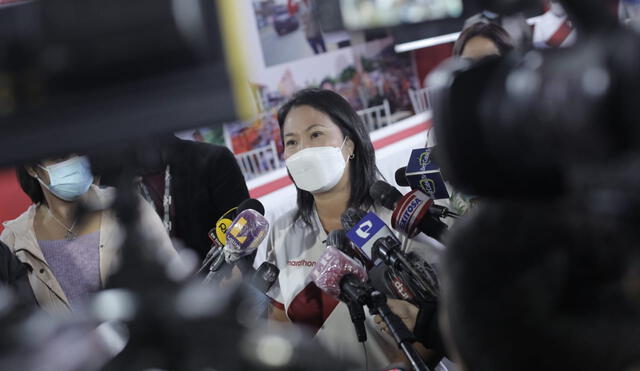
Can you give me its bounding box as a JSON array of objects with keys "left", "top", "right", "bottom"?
[{"left": 287, "top": 259, "right": 316, "bottom": 267}]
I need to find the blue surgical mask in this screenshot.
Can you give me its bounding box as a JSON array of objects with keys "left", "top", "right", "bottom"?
[{"left": 37, "top": 156, "right": 94, "bottom": 201}]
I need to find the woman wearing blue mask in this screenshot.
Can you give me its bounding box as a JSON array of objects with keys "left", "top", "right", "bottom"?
[
  {"left": 0, "top": 154, "right": 177, "bottom": 314},
  {"left": 262, "top": 89, "right": 443, "bottom": 369}
]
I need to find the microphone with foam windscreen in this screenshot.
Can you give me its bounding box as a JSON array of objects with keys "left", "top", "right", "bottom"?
[
  {"left": 200, "top": 198, "right": 265, "bottom": 274},
  {"left": 311, "top": 247, "right": 430, "bottom": 371},
  {"left": 223, "top": 209, "right": 269, "bottom": 263},
  {"left": 204, "top": 200, "right": 269, "bottom": 284},
  {"left": 326, "top": 229, "right": 371, "bottom": 269}
]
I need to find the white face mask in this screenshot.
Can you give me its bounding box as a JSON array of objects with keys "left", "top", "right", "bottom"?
[{"left": 286, "top": 137, "right": 349, "bottom": 194}]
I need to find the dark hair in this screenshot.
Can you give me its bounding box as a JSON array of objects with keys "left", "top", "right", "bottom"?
[
  {"left": 16, "top": 164, "right": 44, "bottom": 204},
  {"left": 442, "top": 200, "right": 640, "bottom": 371},
  {"left": 452, "top": 22, "right": 515, "bottom": 57},
  {"left": 277, "top": 88, "right": 378, "bottom": 226}
]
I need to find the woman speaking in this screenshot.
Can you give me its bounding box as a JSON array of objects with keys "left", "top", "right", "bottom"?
[{"left": 265, "top": 89, "right": 440, "bottom": 368}]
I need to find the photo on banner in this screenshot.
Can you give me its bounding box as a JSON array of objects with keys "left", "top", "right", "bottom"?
[{"left": 253, "top": 0, "right": 351, "bottom": 67}]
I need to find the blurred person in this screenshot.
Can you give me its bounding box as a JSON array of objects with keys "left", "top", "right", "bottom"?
[
  {"left": 441, "top": 200, "right": 640, "bottom": 371},
  {"left": 532, "top": 1, "right": 577, "bottom": 48},
  {"left": 101, "top": 134, "right": 250, "bottom": 261},
  {"left": 265, "top": 88, "right": 444, "bottom": 369},
  {"left": 439, "top": 21, "right": 515, "bottom": 216},
  {"left": 0, "top": 155, "right": 177, "bottom": 314},
  {"left": 287, "top": 0, "right": 326, "bottom": 54},
  {"left": 452, "top": 21, "right": 515, "bottom": 60}
]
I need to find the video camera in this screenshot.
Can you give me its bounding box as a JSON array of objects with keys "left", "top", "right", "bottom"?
[{"left": 427, "top": 0, "right": 640, "bottom": 198}]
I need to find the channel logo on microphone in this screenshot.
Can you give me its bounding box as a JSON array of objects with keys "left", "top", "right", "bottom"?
[
  {"left": 391, "top": 190, "right": 432, "bottom": 237},
  {"left": 405, "top": 147, "right": 449, "bottom": 200},
  {"left": 346, "top": 212, "right": 389, "bottom": 265},
  {"left": 419, "top": 178, "right": 437, "bottom": 195},
  {"left": 408, "top": 148, "right": 439, "bottom": 173},
  {"left": 418, "top": 150, "right": 432, "bottom": 168},
  {"left": 225, "top": 209, "right": 269, "bottom": 252}
]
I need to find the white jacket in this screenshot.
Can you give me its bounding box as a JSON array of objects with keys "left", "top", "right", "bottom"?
[{"left": 0, "top": 185, "right": 178, "bottom": 315}]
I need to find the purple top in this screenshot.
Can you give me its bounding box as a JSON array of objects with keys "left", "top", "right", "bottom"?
[{"left": 39, "top": 231, "right": 101, "bottom": 309}]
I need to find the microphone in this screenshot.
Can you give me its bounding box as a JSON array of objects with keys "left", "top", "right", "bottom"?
[
  {"left": 223, "top": 209, "right": 269, "bottom": 263},
  {"left": 395, "top": 148, "right": 450, "bottom": 200},
  {"left": 395, "top": 166, "right": 410, "bottom": 187},
  {"left": 341, "top": 208, "right": 439, "bottom": 304},
  {"left": 204, "top": 200, "right": 269, "bottom": 283},
  {"left": 200, "top": 198, "right": 264, "bottom": 273},
  {"left": 251, "top": 262, "right": 280, "bottom": 294},
  {"left": 311, "top": 247, "right": 430, "bottom": 371},
  {"left": 311, "top": 246, "right": 369, "bottom": 301},
  {"left": 208, "top": 198, "right": 265, "bottom": 250},
  {"left": 326, "top": 229, "right": 371, "bottom": 269},
  {"left": 331, "top": 220, "right": 416, "bottom": 303},
  {"left": 313, "top": 245, "right": 369, "bottom": 342},
  {"left": 370, "top": 181, "right": 453, "bottom": 241}
]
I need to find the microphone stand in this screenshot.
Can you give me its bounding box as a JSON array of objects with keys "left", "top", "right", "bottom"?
[
  {"left": 203, "top": 252, "right": 226, "bottom": 285},
  {"left": 346, "top": 300, "right": 367, "bottom": 342},
  {"left": 367, "top": 291, "right": 430, "bottom": 371}
]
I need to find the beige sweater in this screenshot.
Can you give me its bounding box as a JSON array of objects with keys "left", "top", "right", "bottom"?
[{"left": 0, "top": 185, "right": 178, "bottom": 315}]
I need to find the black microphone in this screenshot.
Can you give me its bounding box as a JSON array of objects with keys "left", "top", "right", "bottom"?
[
  {"left": 251, "top": 262, "right": 280, "bottom": 294},
  {"left": 395, "top": 166, "right": 411, "bottom": 187},
  {"left": 237, "top": 198, "right": 265, "bottom": 215}
]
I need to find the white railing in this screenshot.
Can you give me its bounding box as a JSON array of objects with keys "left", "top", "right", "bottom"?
[
  {"left": 236, "top": 100, "right": 406, "bottom": 180},
  {"left": 357, "top": 99, "right": 391, "bottom": 132},
  {"left": 408, "top": 87, "right": 431, "bottom": 114},
  {"left": 236, "top": 140, "right": 284, "bottom": 180}
]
